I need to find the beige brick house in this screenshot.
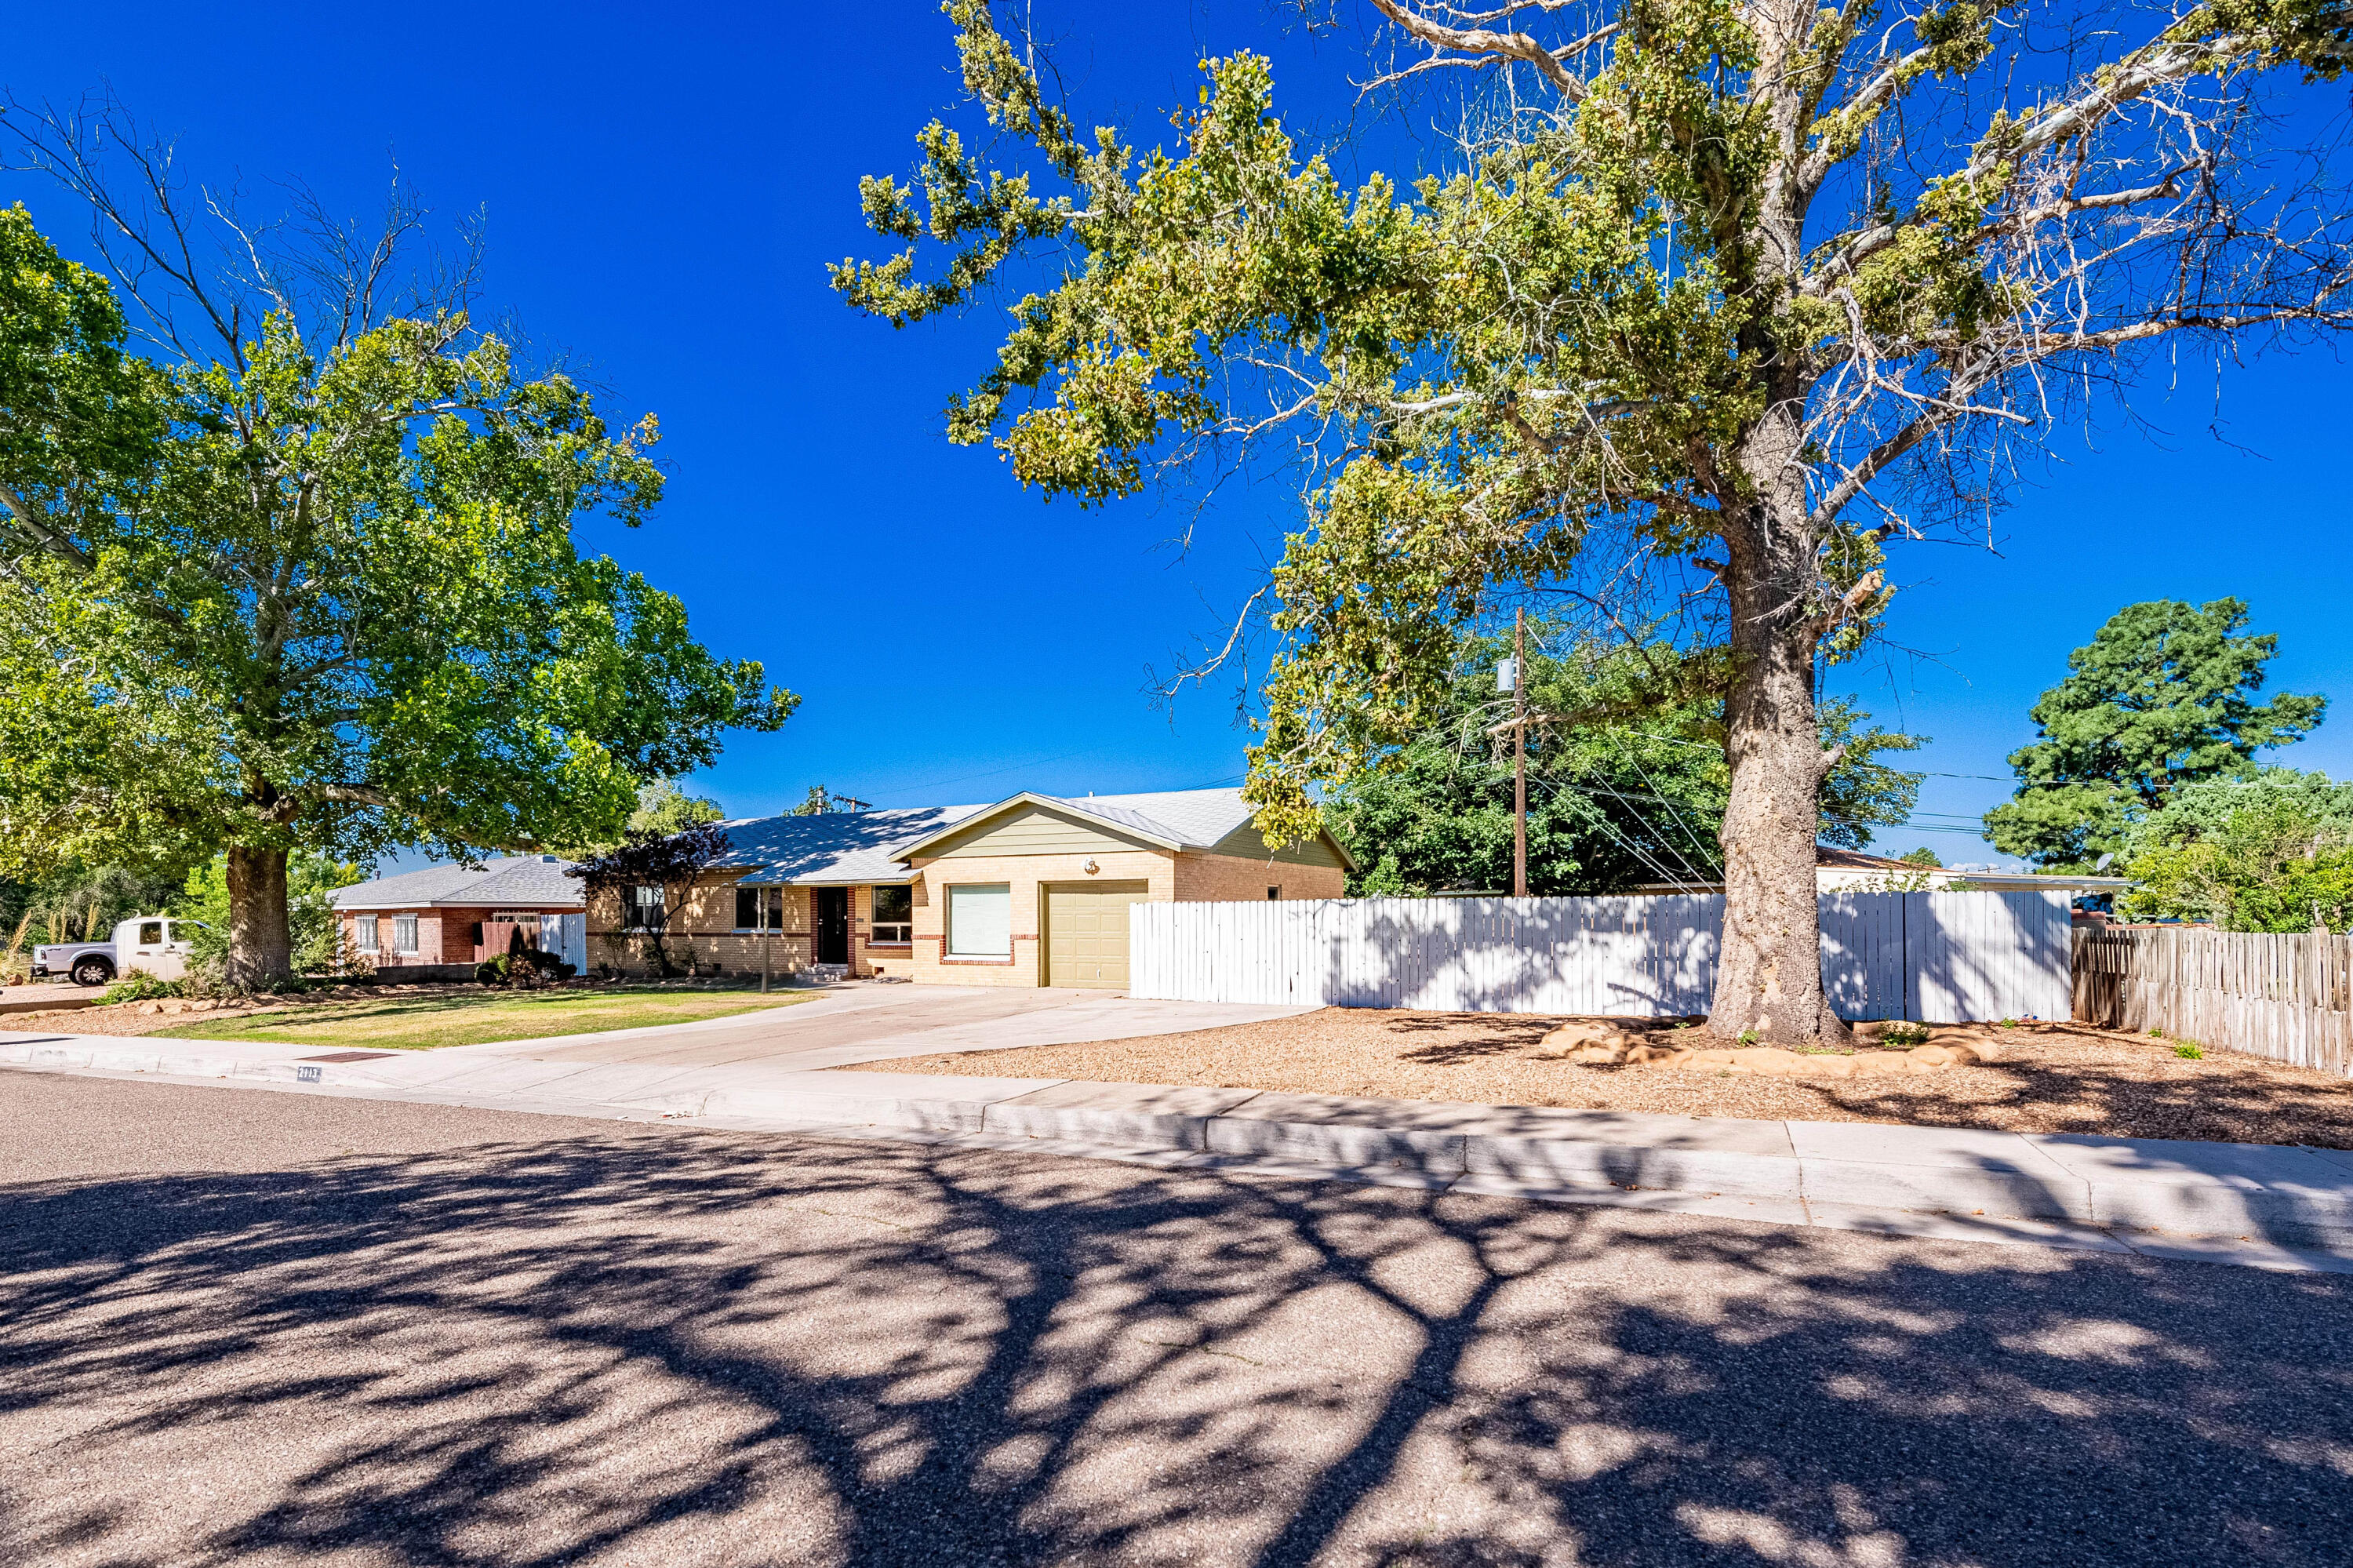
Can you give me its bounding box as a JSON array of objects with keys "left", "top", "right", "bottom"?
[{"left": 587, "top": 787, "right": 1351, "bottom": 990}]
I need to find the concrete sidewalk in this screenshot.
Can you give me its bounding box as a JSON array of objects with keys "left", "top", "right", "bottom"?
[{"left": 6, "top": 1025, "right": 2352, "bottom": 1274}]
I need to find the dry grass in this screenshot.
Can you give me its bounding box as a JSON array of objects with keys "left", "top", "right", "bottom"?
[
  {"left": 858, "top": 1010, "right": 2353, "bottom": 1149},
  {"left": 2, "top": 979, "right": 802, "bottom": 1045}
]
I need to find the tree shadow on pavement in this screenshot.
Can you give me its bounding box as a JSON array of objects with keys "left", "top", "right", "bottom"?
[{"left": 2, "top": 1114, "right": 2350, "bottom": 1566}]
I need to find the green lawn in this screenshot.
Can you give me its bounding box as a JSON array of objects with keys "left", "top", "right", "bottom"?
[{"left": 172, "top": 986, "right": 816, "bottom": 1050}]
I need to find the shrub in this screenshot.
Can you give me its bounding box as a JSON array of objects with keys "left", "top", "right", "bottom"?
[
  {"left": 476, "top": 950, "right": 578, "bottom": 988},
  {"left": 2174, "top": 1042, "right": 2205, "bottom": 1059},
  {"left": 1882, "top": 1021, "right": 1932, "bottom": 1047},
  {"left": 102, "top": 971, "right": 187, "bottom": 1004}
]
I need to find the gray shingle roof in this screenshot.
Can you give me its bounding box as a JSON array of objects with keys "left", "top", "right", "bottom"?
[
  {"left": 727, "top": 788, "right": 1303, "bottom": 885},
  {"left": 1054, "top": 788, "right": 1261, "bottom": 846},
  {"left": 724, "top": 805, "right": 987, "bottom": 886},
  {"left": 329, "top": 856, "right": 585, "bottom": 910},
  {"left": 332, "top": 788, "right": 1337, "bottom": 901}
]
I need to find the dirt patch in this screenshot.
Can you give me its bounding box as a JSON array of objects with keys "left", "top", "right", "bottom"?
[{"left": 856, "top": 1010, "right": 2353, "bottom": 1149}]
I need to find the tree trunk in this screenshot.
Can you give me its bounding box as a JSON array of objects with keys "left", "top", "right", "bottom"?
[
  {"left": 225, "top": 843, "right": 294, "bottom": 989},
  {"left": 1707, "top": 417, "right": 1849, "bottom": 1046}
]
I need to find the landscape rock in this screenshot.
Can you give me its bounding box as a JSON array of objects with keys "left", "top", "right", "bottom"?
[{"left": 1540, "top": 1021, "right": 1638, "bottom": 1060}]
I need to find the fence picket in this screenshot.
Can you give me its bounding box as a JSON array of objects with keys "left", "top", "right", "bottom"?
[
  {"left": 2068, "top": 924, "right": 2352, "bottom": 1077},
  {"left": 1129, "top": 891, "right": 2068, "bottom": 1022}
]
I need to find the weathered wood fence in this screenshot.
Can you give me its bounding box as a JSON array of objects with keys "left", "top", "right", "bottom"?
[
  {"left": 2071, "top": 926, "right": 2353, "bottom": 1078},
  {"left": 1129, "top": 890, "right": 2072, "bottom": 1022}
]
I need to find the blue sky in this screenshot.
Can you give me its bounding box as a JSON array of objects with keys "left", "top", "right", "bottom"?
[{"left": 11, "top": 2, "right": 2350, "bottom": 867}]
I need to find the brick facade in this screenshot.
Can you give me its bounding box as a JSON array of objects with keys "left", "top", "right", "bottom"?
[
  {"left": 337, "top": 904, "right": 582, "bottom": 969},
  {"left": 1173, "top": 851, "right": 1346, "bottom": 904}
]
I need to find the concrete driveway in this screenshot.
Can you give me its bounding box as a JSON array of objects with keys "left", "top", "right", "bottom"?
[{"left": 446, "top": 983, "right": 1315, "bottom": 1074}]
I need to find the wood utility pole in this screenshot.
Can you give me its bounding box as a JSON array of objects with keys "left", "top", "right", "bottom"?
[{"left": 1514, "top": 606, "right": 1527, "bottom": 899}]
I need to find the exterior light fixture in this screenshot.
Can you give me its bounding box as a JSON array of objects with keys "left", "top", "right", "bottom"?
[{"left": 1082, "top": 858, "right": 1100, "bottom": 875}]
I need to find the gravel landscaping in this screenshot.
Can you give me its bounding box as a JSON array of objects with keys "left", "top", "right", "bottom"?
[{"left": 860, "top": 1009, "right": 2353, "bottom": 1149}]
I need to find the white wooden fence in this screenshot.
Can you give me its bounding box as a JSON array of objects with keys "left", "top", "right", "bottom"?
[{"left": 1128, "top": 890, "right": 2071, "bottom": 1022}]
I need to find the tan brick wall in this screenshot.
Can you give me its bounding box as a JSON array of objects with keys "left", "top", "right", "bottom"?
[
  {"left": 586, "top": 875, "right": 819, "bottom": 977},
  {"left": 907, "top": 849, "right": 1176, "bottom": 987},
  {"left": 1173, "top": 853, "right": 1346, "bottom": 904}
]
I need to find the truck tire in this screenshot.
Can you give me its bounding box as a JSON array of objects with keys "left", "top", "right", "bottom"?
[{"left": 71, "top": 955, "right": 115, "bottom": 987}]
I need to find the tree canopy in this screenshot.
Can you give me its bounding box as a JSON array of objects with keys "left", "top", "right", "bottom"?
[
  {"left": 841, "top": 0, "right": 2353, "bottom": 1041},
  {"left": 0, "top": 116, "right": 793, "bottom": 983},
  {"left": 1329, "top": 633, "right": 1921, "bottom": 894},
  {"left": 1984, "top": 598, "right": 2325, "bottom": 867}
]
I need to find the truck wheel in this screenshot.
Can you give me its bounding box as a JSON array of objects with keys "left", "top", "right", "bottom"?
[{"left": 71, "top": 955, "right": 115, "bottom": 988}]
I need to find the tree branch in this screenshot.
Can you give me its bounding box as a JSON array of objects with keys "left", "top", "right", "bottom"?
[{"left": 1366, "top": 0, "right": 1595, "bottom": 99}]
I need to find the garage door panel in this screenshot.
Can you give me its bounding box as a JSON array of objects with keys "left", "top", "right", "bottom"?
[{"left": 1046, "top": 882, "right": 1148, "bottom": 989}]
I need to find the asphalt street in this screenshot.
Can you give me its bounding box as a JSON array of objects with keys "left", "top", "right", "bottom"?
[{"left": 3, "top": 1070, "right": 2350, "bottom": 1568}]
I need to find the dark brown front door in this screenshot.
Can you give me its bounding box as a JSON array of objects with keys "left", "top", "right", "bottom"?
[{"left": 816, "top": 888, "right": 850, "bottom": 966}]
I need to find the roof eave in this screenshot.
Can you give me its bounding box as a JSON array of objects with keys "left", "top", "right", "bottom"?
[
  {"left": 332, "top": 897, "right": 586, "bottom": 911},
  {"left": 891, "top": 791, "right": 1188, "bottom": 859}
]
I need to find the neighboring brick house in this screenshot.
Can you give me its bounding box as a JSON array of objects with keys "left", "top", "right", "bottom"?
[
  {"left": 594, "top": 787, "right": 1352, "bottom": 990},
  {"left": 328, "top": 856, "right": 587, "bottom": 977}
]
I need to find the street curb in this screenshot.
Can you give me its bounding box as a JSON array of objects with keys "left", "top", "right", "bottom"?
[{"left": 8, "top": 1031, "right": 2353, "bottom": 1268}]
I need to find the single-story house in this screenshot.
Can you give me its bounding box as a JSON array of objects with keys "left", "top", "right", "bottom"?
[
  {"left": 584, "top": 786, "right": 1353, "bottom": 990},
  {"left": 329, "top": 855, "right": 587, "bottom": 973}
]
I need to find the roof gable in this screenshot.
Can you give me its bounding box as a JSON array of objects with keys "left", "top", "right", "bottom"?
[{"left": 330, "top": 856, "right": 585, "bottom": 909}]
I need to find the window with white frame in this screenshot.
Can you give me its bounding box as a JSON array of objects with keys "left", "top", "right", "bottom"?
[
  {"left": 944, "top": 883, "right": 1010, "bottom": 958},
  {"left": 623, "top": 885, "right": 664, "bottom": 930},
  {"left": 392, "top": 914, "right": 420, "bottom": 954},
  {"left": 871, "top": 885, "right": 914, "bottom": 944},
  {"left": 355, "top": 915, "right": 380, "bottom": 953}
]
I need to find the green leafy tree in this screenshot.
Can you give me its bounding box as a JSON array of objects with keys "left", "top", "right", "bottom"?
[
  {"left": 1897, "top": 847, "right": 1943, "bottom": 868},
  {"left": 1329, "top": 633, "right": 1920, "bottom": 893},
  {"left": 629, "top": 780, "right": 726, "bottom": 835},
  {"left": 175, "top": 850, "right": 365, "bottom": 977},
  {"left": 0, "top": 203, "right": 159, "bottom": 562},
  {"left": 792, "top": 786, "right": 837, "bottom": 817},
  {"left": 1986, "top": 600, "right": 2326, "bottom": 868},
  {"left": 0, "top": 114, "right": 794, "bottom": 985},
  {"left": 840, "top": 2, "right": 2353, "bottom": 1042},
  {"left": 2129, "top": 766, "right": 2353, "bottom": 853},
  {"left": 2121, "top": 797, "right": 2353, "bottom": 932},
  {"left": 557, "top": 778, "right": 728, "bottom": 855}
]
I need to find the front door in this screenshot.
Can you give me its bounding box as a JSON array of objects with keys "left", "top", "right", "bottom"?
[{"left": 815, "top": 887, "right": 850, "bottom": 966}]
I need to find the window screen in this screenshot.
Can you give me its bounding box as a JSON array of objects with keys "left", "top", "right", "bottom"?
[
  {"left": 356, "top": 916, "right": 379, "bottom": 952},
  {"left": 871, "top": 885, "right": 914, "bottom": 944},
  {"left": 393, "top": 914, "right": 419, "bottom": 953},
  {"left": 945, "top": 883, "right": 1011, "bottom": 957}
]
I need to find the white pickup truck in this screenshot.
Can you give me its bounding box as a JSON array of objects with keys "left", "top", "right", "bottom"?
[{"left": 31, "top": 916, "right": 202, "bottom": 987}]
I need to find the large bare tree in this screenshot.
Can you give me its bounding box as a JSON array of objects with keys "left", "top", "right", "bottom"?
[{"left": 840, "top": 0, "right": 2353, "bottom": 1042}]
